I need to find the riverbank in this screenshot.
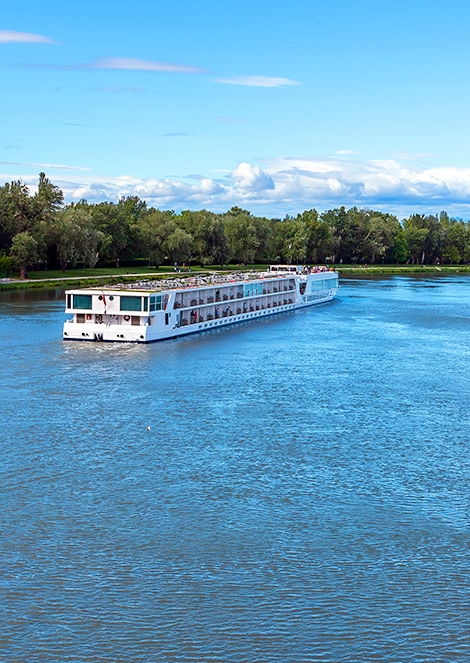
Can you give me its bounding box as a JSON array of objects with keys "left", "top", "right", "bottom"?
[{"left": 1, "top": 264, "right": 469, "bottom": 291}]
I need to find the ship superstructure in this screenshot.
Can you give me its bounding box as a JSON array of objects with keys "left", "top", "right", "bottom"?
[{"left": 63, "top": 266, "right": 339, "bottom": 343}]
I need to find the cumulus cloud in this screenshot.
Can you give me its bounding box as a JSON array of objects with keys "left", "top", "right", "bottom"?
[
  {"left": 200, "top": 178, "right": 224, "bottom": 194},
  {"left": 8, "top": 156, "right": 470, "bottom": 216},
  {"left": 263, "top": 156, "right": 470, "bottom": 208},
  {"left": 0, "top": 30, "right": 55, "bottom": 44},
  {"left": 230, "top": 162, "right": 274, "bottom": 191},
  {"left": 213, "top": 75, "right": 299, "bottom": 88}
]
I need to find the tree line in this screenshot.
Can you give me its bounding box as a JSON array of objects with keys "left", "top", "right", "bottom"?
[{"left": 1, "top": 173, "right": 469, "bottom": 278}]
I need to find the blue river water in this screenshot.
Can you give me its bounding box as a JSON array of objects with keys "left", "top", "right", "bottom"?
[{"left": 1, "top": 276, "right": 470, "bottom": 663}]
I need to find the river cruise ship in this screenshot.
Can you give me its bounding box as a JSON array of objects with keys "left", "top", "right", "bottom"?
[{"left": 63, "top": 266, "right": 339, "bottom": 343}]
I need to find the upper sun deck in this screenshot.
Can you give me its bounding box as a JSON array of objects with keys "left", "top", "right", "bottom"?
[{"left": 64, "top": 266, "right": 336, "bottom": 297}]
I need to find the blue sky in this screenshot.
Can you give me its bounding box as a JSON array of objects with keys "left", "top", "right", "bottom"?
[{"left": 2, "top": 0, "right": 470, "bottom": 216}]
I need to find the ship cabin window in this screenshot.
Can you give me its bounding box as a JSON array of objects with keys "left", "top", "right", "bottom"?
[
  {"left": 243, "top": 283, "right": 263, "bottom": 298},
  {"left": 143, "top": 298, "right": 148, "bottom": 312},
  {"left": 149, "top": 295, "right": 163, "bottom": 312},
  {"left": 311, "top": 278, "right": 336, "bottom": 292},
  {"left": 73, "top": 294, "right": 92, "bottom": 310},
  {"left": 120, "top": 296, "right": 142, "bottom": 312},
  {"left": 67, "top": 294, "right": 72, "bottom": 309}
]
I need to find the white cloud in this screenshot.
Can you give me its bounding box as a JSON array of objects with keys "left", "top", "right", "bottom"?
[
  {"left": 200, "top": 178, "right": 223, "bottom": 194},
  {"left": 8, "top": 156, "right": 470, "bottom": 217},
  {"left": 335, "top": 150, "right": 358, "bottom": 155},
  {"left": 0, "top": 30, "right": 55, "bottom": 44},
  {"left": 92, "top": 57, "right": 205, "bottom": 74},
  {"left": 213, "top": 75, "right": 300, "bottom": 88},
  {"left": 21, "top": 57, "right": 205, "bottom": 73},
  {"left": 263, "top": 156, "right": 470, "bottom": 208},
  {"left": 230, "top": 162, "right": 274, "bottom": 191}
]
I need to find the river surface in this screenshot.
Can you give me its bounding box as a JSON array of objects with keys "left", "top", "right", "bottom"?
[{"left": 1, "top": 276, "right": 470, "bottom": 663}]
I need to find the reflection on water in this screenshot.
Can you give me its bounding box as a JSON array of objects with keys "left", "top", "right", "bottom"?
[{"left": 1, "top": 277, "right": 470, "bottom": 662}]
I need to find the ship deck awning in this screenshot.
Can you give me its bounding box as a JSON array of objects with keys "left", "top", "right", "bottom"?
[{"left": 64, "top": 270, "right": 305, "bottom": 295}]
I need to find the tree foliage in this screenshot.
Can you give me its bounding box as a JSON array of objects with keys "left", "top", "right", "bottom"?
[
  {"left": 1, "top": 174, "right": 470, "bottom": 275},
  {"left": 9, "top": 231, "right": 41, "bottom": 278}
]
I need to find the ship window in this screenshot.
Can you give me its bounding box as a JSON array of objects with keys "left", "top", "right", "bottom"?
[
  {"left": 243, "top": 282, "right": 263, "bottom": 297},
  {"left": 120, "top": 296, "right": 142, "bottom": 312},
  {"left": 67, "top": 294, "right": 72, "bottom": 309},
  {"left": 311, "top": 279, "right": 330, "bottom": 292},
  {"left": 149, "top": 295, "right": 162, "bottom": 312},
  {"left": 73, "top": 294, "right": 92, "bottom": 310},
  {"left": 143, "top": 297, "right": 148, "bottom": 312}
]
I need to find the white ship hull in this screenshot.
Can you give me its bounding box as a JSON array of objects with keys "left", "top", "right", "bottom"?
[{"left": 63, "top": 268, "right": 339, "bottom": 343}]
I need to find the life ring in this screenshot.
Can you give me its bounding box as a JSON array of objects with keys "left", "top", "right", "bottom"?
[
  {"left": 124, "top": 315, "right": 130, "bottom": 322},
  {"left": 86, "top": 314, "right": 92, "bottom": 320}
]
